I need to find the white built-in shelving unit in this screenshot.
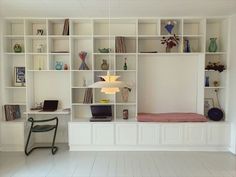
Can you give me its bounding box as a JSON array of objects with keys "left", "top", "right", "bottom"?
[
  {"left": 0, "top": 17, "right": 230, "bottom": 151},
  {"left": 1, "top": 17, "right": 229, "bottom": 122}
]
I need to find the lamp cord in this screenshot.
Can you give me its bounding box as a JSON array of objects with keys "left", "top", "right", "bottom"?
[{"left": 215, "top": 89, "right": 222, "bottom": 109}]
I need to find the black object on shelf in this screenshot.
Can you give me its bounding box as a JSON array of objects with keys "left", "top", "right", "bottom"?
[{"left": 208, "top": 108, "right": 224, "bottom": 121}]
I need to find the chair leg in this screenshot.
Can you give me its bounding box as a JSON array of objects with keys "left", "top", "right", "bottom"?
[
  {"left": 25, "top": 127, "right": 33, "bottom": 156},
  {"left": 51, "top": 125, "right": 58, "bottom": 155}
]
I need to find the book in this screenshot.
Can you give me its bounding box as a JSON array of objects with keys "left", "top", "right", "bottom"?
[
  {"left": 83, "top": 88, "right": 93, "bottom": 104},
  {"left": 62, "top": 18, "right": 69, "bottom": 35},
  {"left": 115, "top": 37, "right": 127, "bottom": 53},
  {"left": 4, "top": 105, "right": 21, "bottom": 121}
]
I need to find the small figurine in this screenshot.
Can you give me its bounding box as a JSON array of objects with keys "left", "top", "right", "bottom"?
[{"left": 64, "top": 64, "right": 68, "bottom": 70}]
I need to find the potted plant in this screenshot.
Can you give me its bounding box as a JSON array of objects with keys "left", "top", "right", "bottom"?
[{"left": 161, "top": 34, "right": 180, "bottom": 53}]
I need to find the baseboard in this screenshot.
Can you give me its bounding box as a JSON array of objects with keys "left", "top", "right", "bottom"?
[{"left": 69, "top": 145, "right": 230, "bottom": 152}]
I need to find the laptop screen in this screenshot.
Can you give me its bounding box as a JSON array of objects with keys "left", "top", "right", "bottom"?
[
  {"left": 90, "top": 105, "right": 112, "bottom": 118},
  {"left": 43, "top": 100, "right": 58, "bottom": 110}
]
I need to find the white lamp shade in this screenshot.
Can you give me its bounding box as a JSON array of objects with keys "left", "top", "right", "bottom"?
[{"left": 88, "top": 71, "right": 128, "bottom": 94}]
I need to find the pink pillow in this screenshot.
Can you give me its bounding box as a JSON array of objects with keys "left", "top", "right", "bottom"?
[{"left": 137, "top": 113, "right": 207, "bottom": 122}]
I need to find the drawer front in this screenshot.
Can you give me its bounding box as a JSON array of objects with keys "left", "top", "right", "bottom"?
[
  {"left": 116, "top": 124, "right": 137, "bottom": 145},
  {"left": 93, "top": 124, "right": 114, "bottom": 145}
]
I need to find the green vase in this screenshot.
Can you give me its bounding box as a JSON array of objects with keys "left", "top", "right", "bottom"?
[{"left": 208, "top": 38, "right": 217, "bottom": 52}]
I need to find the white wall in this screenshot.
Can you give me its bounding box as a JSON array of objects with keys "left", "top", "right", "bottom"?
[
  {"left": 228, "top": 15, "right": 236, "bottom": 153},
  {"left": 138, "top": 55, "right": 204, "bottom": 114},
  {"left": 0, "top": 0, "right": 236, "bottom": 17},
  {"left": 0, "top": 18, "right": 2, "bottom": 121}
]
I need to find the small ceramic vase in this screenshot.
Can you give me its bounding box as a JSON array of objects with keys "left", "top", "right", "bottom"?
[
  {"left": 14, "top": 44, "right": 22, "bottom": 53},
  {"left": 101, "top": 59, "right": 109, "bottom": 70},
  {"left": 55, "top": 61, "right": 63, "bottom": 70},
  {"left": 208, "top": 38, "right": 217, "bottom": 52}
]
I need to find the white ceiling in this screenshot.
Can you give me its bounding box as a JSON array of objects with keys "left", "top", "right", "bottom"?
[{"left": 0, "top": 0, "right": 236, "bottom": 17}]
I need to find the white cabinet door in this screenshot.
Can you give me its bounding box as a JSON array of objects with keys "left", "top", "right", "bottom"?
[
  {"left": 116, "top": 124, "right": 137, "bottom": 145},
  {"left": 68, "top": 123, "right": 91, "bottom": 145},
  {"left": 207, "top": 123, "right": 230, "bottom": 146},
  {"left": 161, "top": 124, "right": 183, "bottom": 145},
  {"left": 184, "top": 124, "right": 207, "bottom": 145},
  {"left": 0, "top": 122, "right": 24, "bottom": 146},
  {"left": 93, "top": 123, "right": 114, "bottom": 145},
  {"left": 138, "top": 124, "right": 160, "bottom": 145}
]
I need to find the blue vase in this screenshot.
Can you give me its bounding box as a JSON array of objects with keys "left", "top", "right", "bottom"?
[
  {"left": 205, "top": 76, "right": 210, "bottom": 87},
  {"left": 208, "top": 38, "right": 217, "bottom": 52},
  {"left": 55, "top": 61, "right": 63, "bottom": 70},
  {"left": 165, "top": 24, "right": 174, "bottom": 34},
  {"left": 184, "top": 39, "right": 191, "bottom": 53}
]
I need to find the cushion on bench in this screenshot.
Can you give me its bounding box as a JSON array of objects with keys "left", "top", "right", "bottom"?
[{"left": 137, "top": 113, "right": 207, "bottom": 122}]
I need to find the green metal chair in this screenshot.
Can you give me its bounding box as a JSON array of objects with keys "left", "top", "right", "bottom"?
[{"left": 25, "top": 117, "right": 58, "bottom": 155}]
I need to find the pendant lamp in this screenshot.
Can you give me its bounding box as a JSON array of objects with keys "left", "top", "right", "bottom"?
[{"left": 89, "top": 71, "right": 127, "bottom": 94}]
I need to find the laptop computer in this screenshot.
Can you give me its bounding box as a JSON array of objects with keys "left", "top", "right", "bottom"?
[
  {"left": 90, "top": 105, "right": 112, "bottom": 122},
  {"left": 40, "top": 100, "right": 58, "bottom": 112}
]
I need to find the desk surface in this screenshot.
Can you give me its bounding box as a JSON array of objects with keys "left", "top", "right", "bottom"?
[{"left": 24, "top": 109, "right": 70, "bottom": 115}]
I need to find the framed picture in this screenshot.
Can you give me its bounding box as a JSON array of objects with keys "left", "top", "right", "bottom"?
[
  {"left": 204, "top": 98, "right": 214, "bottom": 116},
  {"left": 4, "top": 105, "right": 21, "bottom": 121},
  {"left": 14, "top": 67, "right": 25, "bottom": 86}
]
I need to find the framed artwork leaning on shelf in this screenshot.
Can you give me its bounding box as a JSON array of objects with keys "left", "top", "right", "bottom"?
[
  {"left": 4, "top": 105, "right": 21, "bottom": 121},
  {"left": 204, "top": 98, "right": 214, "bottom": 116},
  {"left": 14, "top": 67, "right": 25, "bottom": 86}
]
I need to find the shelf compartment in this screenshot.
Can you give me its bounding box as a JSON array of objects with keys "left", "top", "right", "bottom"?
[
  {"left": 116, "top": 104, "right": 137, "bottom": 121},
  {"left": 183, "top": 19, "right": 205, "bottom": 36},
  {"left": 138, "top": 19, "right": 159, "bottom": 35},
  {"left": 93, "top": 19, "right": 109, "bottom": 35},
  {"left": 115, "top": 37, "right": 136, "bottom": 53},
  {"left": 3, "top": 105, "right": 27, "bottom": 121},
  {"left": 115, "top": 71, "right": 136, "bottom": 104},
  {"left": 206, "top": 18, "right": 228, "bottom": 53},
  {"left": 93, "top": 37, "right": 115, "bottom": 53},
  {"left": 205, "top": 70, "right": 226, "bottom": 88},
  {"left": 48, "top": 54, "right": 70, "bottom": 70},
  {"left": 138, "top": 36, "right": 182, "bottom": 53},
  {"left": 48, "top": 37, "right": 69, "bottom": 53},
  {"left": 115, "top": 54, "right": 136, "bottom": 70},
  {"left": 94, "top": 54, "right": 115, "bottom": 71},
  {"left": 110, "top": 19, "right": 136, "bottom": 36},
  {"left": 72, "top": 88, "right": 93, "bottom": 104},
  {"left": 72, "top": 71, "right": 93, "bottom": 87},
  {"left": 71, "top": 38, "right": 93, "bottom": 70},
  {"left": 4, "top": 19, "right": 24, "bottom": 35},
  {"left": 4, "top": 37, "right": 25, "bottom": 53},
  {"left": 161, "top": 19, "right": 182, "bottom": 35},
  {"left": 94, "top": 88, "right": 115, "bottom": 104},
  {"left": 26, "top": 54, "right": 47, "bottom": 70},
  {"left": 71, "top": 19, "right": 92, "bottom": 35},
  {"left": 72, "top": 105, "right": 92, "bottom": 120},
  {"left": 4, "top": 89, "right": 26, "bottom": 104},
  {"left": 205, "top": 54, "right": 227, "bottom": 68},
  {"left": 25, "top": 38, "right": 47, "bottom": 53},
  {"left": 4, "top": 55, "right": 25, "bottom": 87},
  {"left": 183, "top": 36, "right": 204, "bottom": 53},
  {"left": 48, "top": 19, "right": 69, "bottom": 36},
  {"left": 204, "top": 89, "right": 226, "bottom": 114},
  {"left": 25, "top": 19, "right": 47, "bottom": 35}
]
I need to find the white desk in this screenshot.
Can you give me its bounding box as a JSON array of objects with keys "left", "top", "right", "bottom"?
[{"left": 24, "top": 109, "right": 70, "bottom": 115}]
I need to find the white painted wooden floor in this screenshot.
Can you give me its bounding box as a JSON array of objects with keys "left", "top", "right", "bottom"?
[{"left": 1, "top": 147, "right": 236, "bottom": 177}]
